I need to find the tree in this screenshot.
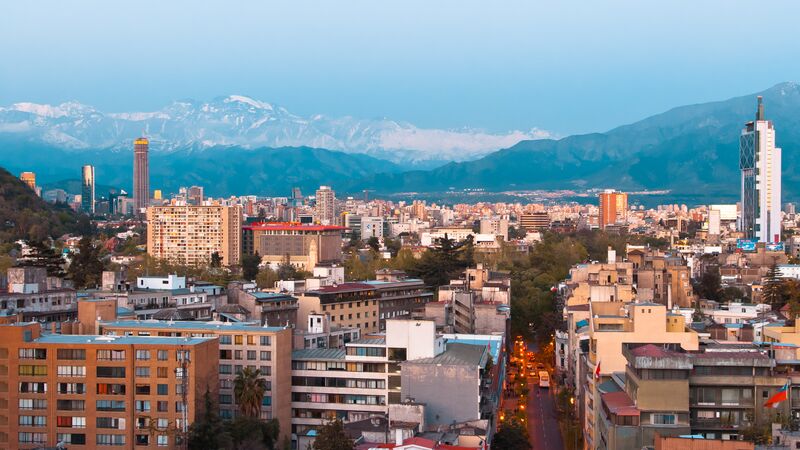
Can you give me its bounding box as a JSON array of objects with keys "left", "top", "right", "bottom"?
[
  {"left": 366, "top": 236, "right": 381, "bottom": 253},
  {"left": 406, "top": 234, "right": 474, "bottom": 288},
  {"left": 234, "top": 367, "right": 268, "bottom": 418},
  {"left": 227, "top": 415, "right": 280, "bottom": 450},
  {"left": 67, "top": 236, "right": 106, "bottom": 289},
  {"left": 312, "top": 419, "right": 353, "bottom": 450},
  {"left": 210, "top": 251, "right": 223, "bottom": 268},
  {"left": 188, "top": 389, "right": 229, "bottom": 450},
  {"left": 492, "top": 419, "right": 530, "bottom": 450},
  {"left": 763, "top": 263, "right": 784, "bottom": 308},
  {"left": 694, "top": 269, "right": 722, "bottom": 301},
  {"left": 241, "top": 252, "right": 261, "bottom": 281},
  {"left": 24, "top": 240, "right": 65, "bottom": 277},
  {"left": 256, "top": 267, "right": 280, "bottom": 289}
]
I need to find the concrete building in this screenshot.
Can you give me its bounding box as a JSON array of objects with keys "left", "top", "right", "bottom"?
[
  {"left": 99, "top": 320, "right": 291, "bottom": 441},
  {"left": 361, "top": 216, "right": 385, "bottom": 240},
  {"left": 599, "top": 190, "right": 628, "bottom": 229},
  {"left": 133, "top": 138, "right": 150, "bottom": 215},
  {"left": 519, "top": 212, "right": 550, "bottom": 231},
  {"left": 479, "top": 218, "right": 509, "bottom": 241},
  {"left": 740, "top": 97, "right": 782, "bottom": 243},
  {"left": 2, "top": 267, "right": 77, "bottom": 323},
  {"left": 80, "top": 165, "right": 95, "bottom": 214},
  {"left": 315, "top": 186, "right": 336, "bottom": 225},
  {"left": 293, "top": 313, "right": 360, "bottom": 349},
  {"left": 233, "top": 290, "right": 299, "bottom": 328},
  {"left": 19, "top": 172, "right": 36, "bottom": 191},
  {"left": 628, "top": 249, "right": 694, "bottom": 308},
  {"left": 146, "top": 203, "right": 242, "bottom": 267},
  {"left": 0, "top": 321, "right": 218, "bottom": 450},
  {"left": 242, "top": 222, "right": 345, "bottom": 271}
]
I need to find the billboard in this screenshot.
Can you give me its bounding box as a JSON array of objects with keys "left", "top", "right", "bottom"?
[
  {"left": 736, "top": 239, "right": 757, "bottom": 252},
  {"left": 766, "top": 242, "right": 785, "bottom": 252}
]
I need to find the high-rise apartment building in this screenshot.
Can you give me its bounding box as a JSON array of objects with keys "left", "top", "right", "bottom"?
[
  {"left": 19, "top": 172, "right": 36, "bottom": 191},
  {"left": 315, "top": 186, "right": 336, "bottom": 225},
  {"left": 598, "top": 189, "right": 628, "bottom": 229},
  {"left": 0, "top": 322, "right": 218, "bottom": 450},
  {"left": 146, "top": 203, "right": 242, "bottom": 266},
  {"left": 81, "top": 165, "right": 95, "bottom": 214},
  {"left": 187, "top": 186, "right": 203, "bottom": 206},
  {"left": 740, "top": 96, "right": 782, "bottom": 243},
  {"left": 133, "top": 138, "right": 150, "bottom": 216}
]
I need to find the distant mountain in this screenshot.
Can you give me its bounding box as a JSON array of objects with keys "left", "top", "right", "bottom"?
[
  {"left": 0, "top": 137, "right": 400, "bottom": 197},
  {"left": 354, "top": 82, "right": 800, "bottom": 202},
  {"left": 0, "top": 95, "right": 549, "bottom": 166}
]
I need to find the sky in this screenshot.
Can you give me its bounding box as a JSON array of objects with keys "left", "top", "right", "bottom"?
[{"left": 2, "top": 1, "right": 800, "bottom": 136}]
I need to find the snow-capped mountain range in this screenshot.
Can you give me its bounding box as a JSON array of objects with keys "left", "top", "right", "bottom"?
[{"left": 0, "top": 95, "right": 551, "bottom": 165}]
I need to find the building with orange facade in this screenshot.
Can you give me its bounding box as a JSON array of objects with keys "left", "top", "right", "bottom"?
[
  {"left": 0, "top": 322, "right": 218, "bottom": 449},
  {"left": 598, "top": 189, "right": 628, "bottom": 229}
]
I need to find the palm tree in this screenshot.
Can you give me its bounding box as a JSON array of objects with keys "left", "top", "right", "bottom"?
[{"left": 234, "top": 367, "right": 267, "bottom": 418}]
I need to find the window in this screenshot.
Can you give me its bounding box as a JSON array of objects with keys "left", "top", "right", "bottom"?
[
  {"left": 247, "top": 350, "right": 257, "bottom": 360},
  {"left": 157, "top": 418, "right": 169, "bottom": 429},
  {"left": 260, "top": 336, "right": 271, "bottom": 346},
  {"left": 97, "top": 383, "right": 126, "bottom": 395},
  {"left": 135, "top": 367, "right": 150, "bottom": 378},
  {"left": 19, "top": 415, "right": 47, "bottom": 427},
  {"left": 177, "top": 350, "right": 190, "bottom": 362},
  {"left": 18, "top": 432, "right": 47, "bottom": 444},
  {"left": 219, "top": 394, "right": 233, "bottom": 405},
  {"left": 136, "top": 350, "right": 151, "bottom": 360},
  {"left": 652, "top": 414, "right": 676, "bottom": 425},
  {"left": 57, "top": 349, "right": 85, "bottom": 360},
  {"left": 19, "top": 365, "right": 47, "bottom": 376},
  {"left": 157, "top": 350, "right": 168, "bottom": 361},
  {"left": 260, "top": 351, "right": 271, "bottom": 361},
  {"left": 19, "top": 382, "right": 47, "bottom": 393},
  {"left": 235, "top": 350, "right": 243, "bottom": 360},
  {"left": 56, "top": 400, "right": 84, "bottom": 411},
  {"left": 247, "top": 335, "right": 256, "bottom": 345},
  {"left": 97, "top": 366, "right": 126, "bottom": 378},
  {"left": 157, "top": 367, "right": 168, "bottom": 378},
  {"left": 136, "top": 385, "right": 151, "bottom": 395},
  {"left": 136, "top": 435, "right": 150, "bottom": 446},
  {"left": 262, "top": 396, "right": 272, "bottom": 406},
  {"left": 220, "top": 365, "right": 232, "bottom": 375},
  {"left": 57, "top": 416, "right": 86, "bottom": 428},
  {"left": 96, "top": 417, "right": 123, "bottom": 429},
  {"left": 157, "top": 400, "right": 168, "bottom": 412},
  {"left": 58, "top": 383, "right": 86, "bottom": 394},
  {"left": 57, "top": 366, "right": 86, "bottom": 377},
  {"left": 261, "top": 366, "right": 271, "bottom": 376},
  {"left": 19, "top": 399, "right": 47, "bottom": 410},
  {"left": 97, "top": 434, "right": 126, "bottom": 446},
  {"left": 158, "top": 435, "right": 169, "bottom": 447},
  {"left": 19, "top": 348, "right": 46, "bottom": 359},
  {"left": 157, "top": 384, "right": 168, "bottom": 395},
  {"left": 135, "top": 400, "right": 150, "bottom": 412},
  {"left": 97, "top": 350, "right": 126, "bottom": 361},
  {"left": 220, "top": 335, "right": 232, "bottom": 345},
  {"left": 234, "top": 335, "right": 243, "bottom": 345},
  {"left": 96, "top": 400, "right": 125, "bottom": 412},
  {"left": 57, "top": 433, "right": 86, "bottom": 445}
]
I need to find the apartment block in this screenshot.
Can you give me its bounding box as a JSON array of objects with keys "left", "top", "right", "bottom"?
[
  {"left": 98, "top": 320, "right": 292, "bottom": 442},
  {"left": 146, "top": 203, "right": 242, "bottom": 266},
  {"left": 0, "top": 322, "right": 218, "bottom": 450},
  {"left": 242, "top": 222, "right": 345, "bottom": 271}
]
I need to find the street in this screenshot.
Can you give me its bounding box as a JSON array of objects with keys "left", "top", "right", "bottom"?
[{"left": 502, "top": 337, "right": 565, "bottom": 450}]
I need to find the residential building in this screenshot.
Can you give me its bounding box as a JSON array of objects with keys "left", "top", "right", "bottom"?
[
  {"left": 81, "top": 165, "right": 95, "bottom": 214},
  {"left": 293, "top": 313, "right": 360, "bottom": 349},
  {"left": 599, "top": 190, "right": 628, "bottom": 229},
  {"left": 519, "top": 212, "right": 550, "bottom": 231},
  {"left": 233, "top": 290, "right": 299, "bottom": 328},
  {"left": 146, "top": 203, "right": 242, "bottom": 266},
  {"left": 133, "top": 138, "right": 149, "bottom": 215},
  {"left": 627, "top": 248, "right": 694, "bottom": 308},
  {"left": 99, "top": 320, "right": 292, "bottom": 441},
  {"left": 479, "top": 218, "right": 509, "bottom": 241},
  {"left": 0, "top": 321, "right": 218, "bottom": 450},
  {"left": 242, "top": 222, "right": 345, "bottom": 271},
  {"left": 315, "top": 186, "right": 336, "bottom": 225},
  {"left": 740, "top": 96, "right": 782, "bottom": 243},
  {"left": 2, "top": 267, "right": 77, "bottom": 323}
]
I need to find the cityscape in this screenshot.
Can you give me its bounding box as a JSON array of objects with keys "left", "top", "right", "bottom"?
[{"left": 3, "top": 2, "right": 800, "bottom": 450}]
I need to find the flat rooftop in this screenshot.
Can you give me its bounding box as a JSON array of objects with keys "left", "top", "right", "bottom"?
[
  {"left": 35, "top": 334, "right": 214, "bottom": 346},
  {"left": 100, "top": 320, "right": 286, "bottom": 332}
]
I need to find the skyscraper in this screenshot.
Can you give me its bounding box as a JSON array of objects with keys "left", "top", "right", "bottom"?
[
  {"left": 19, "top": 172, "right": 36, "bottom": 190},
  {"left": 740, "top": 96, "right": 782, "bottom": 243},
  {"left": 81, "top": 164, "right": 95, "bottom": 214},
  {"left": 598, "top": 189, "right": 628, "bottom": 229},
  {"left": 133, "top": 137, "right": 150, "bottom": 215},
  {"left": 315, "top": 185, "right": 336, "bottom": 225}
]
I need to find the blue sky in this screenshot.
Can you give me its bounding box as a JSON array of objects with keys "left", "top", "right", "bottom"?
[{"left": 2, "top": 1, "right": 800, "bottom": 136}]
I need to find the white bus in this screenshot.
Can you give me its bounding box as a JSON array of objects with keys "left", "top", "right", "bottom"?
[{"left": 538, "top": 371, "right": 550, "bottom": 388}]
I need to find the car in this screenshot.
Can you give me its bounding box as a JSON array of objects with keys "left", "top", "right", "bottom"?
[{"left": 538, "top": 371, "right": 550, "bottom": 388}]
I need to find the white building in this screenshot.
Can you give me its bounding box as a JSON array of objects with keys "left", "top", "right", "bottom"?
[
  {"left": 740, "top": 96, "right": 782, "bottom": 243},
  {"left": 137, "top": 274, "right": 186, "bottom": 290},
  {"left": 315, "top": 186, "right": 336, "bottom": 225}
]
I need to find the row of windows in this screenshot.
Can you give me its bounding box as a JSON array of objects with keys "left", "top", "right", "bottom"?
[
  {"left": 292, "top": 376, "right": 386, "bottom": 389},
  {"left": 291, "top": 361, "right": 385, "bottom": 372},
  {"left": 321, "top": 300, "right": 378, "bottom": 311},
  {"left": 220, "top": 350, "right": 272, "bottom": 361},
  {"left": 136, "top": 384, "right": 178, "bottom": 395},
  {"left": 219, "top": 335, "right": 272, "bottom": 346},
  {"left": 346, "top": 347, "right": 386, "bottom": 357},
  {"left": 135, "top": 349, "right": 191, "bottom": 361},
  {"left": 19, "top": 415, "right": 46, "bottom": 427},
  {"left": 292, "top": 392, "right": 386, "bottom": 405}
]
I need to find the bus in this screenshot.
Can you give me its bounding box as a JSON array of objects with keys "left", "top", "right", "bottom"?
[{"left": 538, "top": 371, "right": 550, "bottom": 388}]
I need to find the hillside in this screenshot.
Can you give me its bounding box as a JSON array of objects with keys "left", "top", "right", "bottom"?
[{"left": 0, "top": 167, "right": 84, "bottom": 243}]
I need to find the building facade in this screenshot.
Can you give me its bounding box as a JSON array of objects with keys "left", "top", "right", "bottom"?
[
  {"left": 146, "top": 203, "right": 242, "bottom": 266},
  {"left": 133, "top": 138, "right": 150, "bottom": 215},
  {"left": 599, "top": 190, "right": 628, "bottom": 229},
  {"left": 242, "top": 223, "right": 345, "bottom": 271},
  {"left": 315, "top": 186, "right": 336, "bottom": 225},
  {"left": 81, "top": 165, "right": 95, "bottom": 214}
]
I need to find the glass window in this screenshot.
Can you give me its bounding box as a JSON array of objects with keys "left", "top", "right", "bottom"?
[
  {"left": 157, "top": 384, "right": 168, "bottom": 395},
  {"left": 157, "top": 350, "right": 168, "bottom": 361},
  {"left": 136, "top": 350, "right": 150, "bottom": 360},
  {"left": 135, "top": 367, "right": 150, "bottom": 378}
]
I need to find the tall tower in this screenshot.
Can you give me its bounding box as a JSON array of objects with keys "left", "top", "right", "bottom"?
[
  {"left": 133, "top": 138, "right": 150, "bottom": 216},
  {"left": 598, "top": 190, "right": 628, "bottom": 229},
  {"left": 740, "top": 96, "right": 782, "bottom": 243},
  {"left": 315, "top": 186, "right": 336, "bottom": 225},
  {"left": 81, "top": 165, "right": 95, "bottom": 214}
]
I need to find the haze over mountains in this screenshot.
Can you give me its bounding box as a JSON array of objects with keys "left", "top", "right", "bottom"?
[{"left": 0, "top": 82, "right": 798, "bottom": 203}]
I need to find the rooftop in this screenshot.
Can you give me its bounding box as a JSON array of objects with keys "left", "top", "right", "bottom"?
[
  {"left": 402, "top": 342, "right": 486, "bottom": 367},
  {"left": 601, "top": 391, "right": 639, "bottom": 417},
  {"left": 348, "top": 337, "right": 386, "bottom": 346},
  {"left": 35, "top": 334, "right": 214, "bottom": 346},
  {"left": 100, "top": 320, "right": 286, "bottom": 332},
  {"left": 251, "top": 292, "right": 297, "bottom": 302},
  {"left": 243, "top": 222, "right": 347, "bottom": 232},
  {"left": 292, "top": 347, "right": 346, "bottom": 361},
  {"left": 308, "top": 283, "right": 375, "bottom": 294}
]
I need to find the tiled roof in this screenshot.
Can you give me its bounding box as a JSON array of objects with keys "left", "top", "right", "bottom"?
[{"left": 601, "top": 391, "right": 639, "bottom": 417}]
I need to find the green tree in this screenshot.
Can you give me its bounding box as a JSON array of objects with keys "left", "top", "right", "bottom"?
[
  {"left": 406, "top": 234, "right": 474, "bottom": 288},
  {"left": 188, "top": 389, "right": 229, "bottom": 450},
  {"left": 234, "top": 367, "right": 268, "bottom": 418},
  {"left": 227, "top": 415, "right": 279, "bottom": 450},
  {"left": 210, "top": 251, "right": 223, "bottom": 268},
  {"left": 366, "top": 236, "right": 381, "bottom": 253},
  {"left": 256, "top": 267, "right": 280, "bottom": 289},
  {"left": 492, "top": 419, "right": 530, "bottom": 450},
  {"left": 67, "top": 237, "right": 106, "bottom": 289},
  {"left": 694, "top": 269, "right": 722, "bottom": 301},
  {"left": 312, "top": 419, "right": 353, "bottom": 450},
  {"left": 241, "top": 252, "right": 261, "bottom": 280},
  {"left": 24, "top": 240, "right": 66, "bottom": 277},
  {"left": 763, "top": 263, "right": 784, "bottom": 308}
]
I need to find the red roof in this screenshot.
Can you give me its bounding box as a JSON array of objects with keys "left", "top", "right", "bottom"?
[
  {"left": 629, "top": 344, "right": 676, "bottom": 358},
  {"left": 243, "top": 222, "right": 347, "bottom": 232},
  {"left": 601, "top": 391, "right": 639, "bottom": 417}
]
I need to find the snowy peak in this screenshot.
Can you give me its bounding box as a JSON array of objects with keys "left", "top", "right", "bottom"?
[{"left": 0, "top": 95, "right": 552, "bottom": 164}]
